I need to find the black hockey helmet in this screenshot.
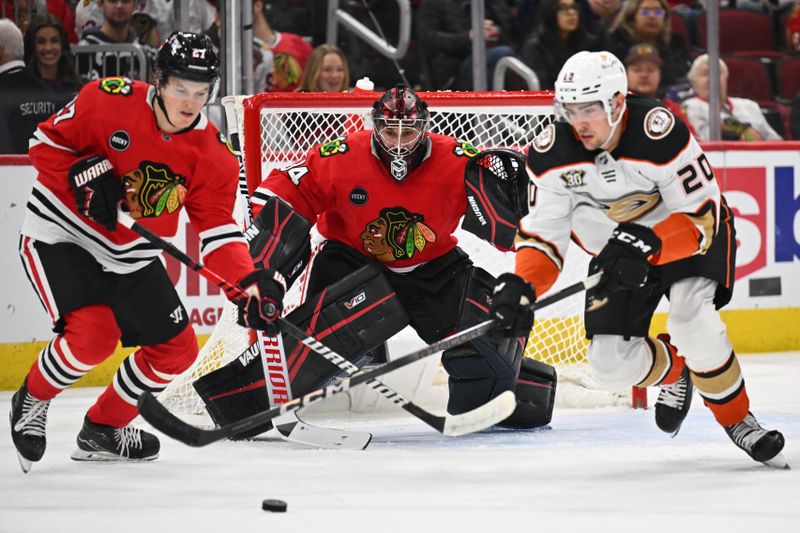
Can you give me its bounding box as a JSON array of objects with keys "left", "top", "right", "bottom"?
[
  {"left": 371, "top": 84, "right": 430, "bottom": 181},
  {"left": 156, "top": 31, "right": 220, "bottom": 84}
]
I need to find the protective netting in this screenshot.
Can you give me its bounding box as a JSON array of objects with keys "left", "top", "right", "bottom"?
[{"left": 158, "top": 92, "right": 630, "bottom": 418}]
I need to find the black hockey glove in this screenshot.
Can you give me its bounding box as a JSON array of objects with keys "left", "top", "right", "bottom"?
[
  {"left": 592, "top": 223, "right": 662, "bottom": 296},
  {"left": 68, "top": 155, "right": 124, "bottom": 231},
  {"left": 490, "top": 273, "right": 536, "bottom": 338},
  {"left": 235, "top": 269, "right": 286, "bottom": 336}
]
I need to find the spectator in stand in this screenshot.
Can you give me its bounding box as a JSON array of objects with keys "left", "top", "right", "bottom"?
[
  {"left": 252, "top": 0, "right": 312, "bottom": 92},
  {"left": 682, "top": 54, "right": 782, "bottom": 141},
  {"left": 298, "top": 44, "right": 350, "bottom": 92},
  {"left": 1, "top": 0, "right": 78, "bottom": 43},
  {"left": 517, "top": 0, "right": 620, "bottom": 37},
  {"left": 0, "top": 18, "right": 64, "bottom": 154},
  {"left": 77, "top": 0, "right": 215, "bottom": 46},
  {"left": 624, "top": 43, "right": 697, "bottom": 136},
  {"left": 606, "top": 0, "right": 690, "bottom": 90},
  {"left": 77, "top": 0, "right": 140, "bottom": 80},
  {"left": 24, "top": 14, "right": 83, "bottom": 93},
  {"left": 417, "top": 0, "right": 516, "bottom": 90},
  {"left": 520, "top": 0, "right": 602, "bottom": 90}
]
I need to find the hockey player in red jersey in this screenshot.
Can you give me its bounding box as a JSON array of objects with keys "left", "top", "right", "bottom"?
[
  {"left": 195, "top": 85, "right": 556, "bottom": 437},
  {"left": 494, "top": 51, "right": 786, "bottom": 467},
  {"left": 10, "top": 32, "right": 283, "bottom": 472}
]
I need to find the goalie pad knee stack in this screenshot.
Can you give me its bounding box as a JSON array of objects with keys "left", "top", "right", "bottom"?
[{"left": 194, "top": 264, "right": 409, "bottom": 439}]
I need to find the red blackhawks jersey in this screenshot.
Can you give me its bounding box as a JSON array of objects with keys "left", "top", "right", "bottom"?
[
  {"left": 23, "top": 77, "right": 253, "bottom": 284},
  {"left": 252, "top": 130, "right": 479, "bottom": 271},
  {"left": 517, "top": 94, "right": 721, "bottom": 295}
]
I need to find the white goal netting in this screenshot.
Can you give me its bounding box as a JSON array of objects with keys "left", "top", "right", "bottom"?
[{"left": 158, "top": 90, "right": 633, "bottom": 419}]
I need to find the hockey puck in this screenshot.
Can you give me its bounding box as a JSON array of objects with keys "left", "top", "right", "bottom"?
[{"left": 262, "top": 499, "right": 287, "bottom": 512}]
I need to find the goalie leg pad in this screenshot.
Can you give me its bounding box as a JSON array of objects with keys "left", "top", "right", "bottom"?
[
  {"left": 441, "top": 267, "right": 525, "bottom": 415},
  {"left": 245, "top": 195, "right": 312, "bottom": 287},
  {"left": 284, "top": 263, "right": 410, "bottom": 395},
  {"left": 194, "top": 263, "right": 410, "bottom": 439},
  {"left": 499, "top": 358, "right": 557, "bottom": 429}
]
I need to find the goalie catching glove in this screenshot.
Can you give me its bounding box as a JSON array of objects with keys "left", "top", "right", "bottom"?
[
  {"left": 235, "top": 269, "right": 286, "bottom": 336},
  {"left": 490, "top": 273, "right": 535, "bottom": 338},
  {"left": 68, "top": 155, "right": 125, "bottom": 231},
  {"left": 592, "top": 223, "right": 662, "bottom": 296}
]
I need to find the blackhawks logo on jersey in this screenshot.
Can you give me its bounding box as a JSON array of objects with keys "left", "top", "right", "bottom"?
[
  {"left": 360, "top": 207, "right": 436, "bottom": 263},
  {"left": 122, "top": 161, "right": 187, "bottom": 218},
  {"left": 99, "top": 77, "right": 134, "bottom": 96},
  {"left": 319, "top": 137, "right": 348, "bottom": 157},
  {"left": 453, "top": 140, "right": 479, "bottom": 158}
]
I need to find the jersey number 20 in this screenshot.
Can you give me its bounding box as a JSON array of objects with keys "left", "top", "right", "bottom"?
[{"left": 678, "top": 153, "right": 714, "bottom": 195}]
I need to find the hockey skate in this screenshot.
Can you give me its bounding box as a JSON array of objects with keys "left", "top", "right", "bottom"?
[
  {"left": 71, "top": 416, "right": 160, "bottom": 462},
  {"left": 724, "top": 412, "right": 788, "bottom": 468},
  {"left": 654, "top": 366, "right": 694, "bottom": 436},
  {"left": 9, "top": 378, "right": 51, "bottom": 473}
]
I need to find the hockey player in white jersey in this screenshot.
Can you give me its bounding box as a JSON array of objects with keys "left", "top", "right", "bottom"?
[{"left": 492, "top": 51, "right": 786, "bottom": 467}]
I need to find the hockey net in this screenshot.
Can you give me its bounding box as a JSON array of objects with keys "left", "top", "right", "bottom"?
[{"left": 159, "top": 91, "right": 634, "bottom": 419}]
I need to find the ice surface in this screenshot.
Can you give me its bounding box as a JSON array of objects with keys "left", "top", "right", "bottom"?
[{"left": 1, "top": 353, "right": 798, "bottom": 533}]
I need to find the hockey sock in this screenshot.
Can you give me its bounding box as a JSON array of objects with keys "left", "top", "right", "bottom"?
[
  {"left": 637, "top": 333, "right": 686, "bottom": 388},
  {"left": 26, "top": 305, "right": 121, "bottom": 400},
  {"left": 88, "top": 327, "right": 197, "bottom": 427},
  {"left": 690, "top": 350, "right": 750, "bottom": 427}
]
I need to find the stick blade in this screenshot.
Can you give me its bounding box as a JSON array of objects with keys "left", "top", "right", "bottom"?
[
  {"left": 274, "top": 411, "right": 373, "bottom": 450},
  {"left": 441, "top": 390, "right": 517, "bottom": 437},
  {"left": 137, "top": 392, "right": 221, "bottom": 447}
]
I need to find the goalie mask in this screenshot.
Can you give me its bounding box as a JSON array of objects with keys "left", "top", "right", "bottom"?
[{"left": 371, "top": 85, "right": 431, "bottom": 181}]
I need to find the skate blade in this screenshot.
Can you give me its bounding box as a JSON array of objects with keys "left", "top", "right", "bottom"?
[
  {"left": 762, "top": 453, "right": 790, "bottom": 470},
  {"left": 70, "top": 448, "right": 159, "bottom": 462},
  {"left": 16, "top": 452, "right": 33, "bottom": 473}
]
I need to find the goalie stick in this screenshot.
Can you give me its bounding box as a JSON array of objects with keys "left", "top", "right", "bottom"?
[
  {"left": 136, "top": 273, "right": 599, "bottom": 446},
  {"left": 219, "top": 109, "right": 370, "bottom": 450},
  {"left": 119, "top": 208, "right": 518, "bottom": 438}
]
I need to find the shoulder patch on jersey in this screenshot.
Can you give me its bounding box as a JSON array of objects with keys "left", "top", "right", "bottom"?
[
  {"left": 319, "top": 136, "right": 348, "bottom": 157},
  {"left": 453, "top": 139, "right": 479, "bottom": 158},
  {"left": 559, "top": 169, "right": 586, "bottom": 188},
  {"left": 532, "top": 123, "right": 556, "bottom": 153},
  {"left": 644, "top": 107, "right": 675, "bottom": 140},
  {"left": 98, "top": 77, "right": 134, "bottom": 96}
]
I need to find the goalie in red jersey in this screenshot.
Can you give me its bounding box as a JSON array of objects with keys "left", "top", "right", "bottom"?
[
  {"left": 10, "top": 32, "right": 283, "bottom": 471},
  {"left": 195, "top": 85, "right": 557, "bottom": 438}
]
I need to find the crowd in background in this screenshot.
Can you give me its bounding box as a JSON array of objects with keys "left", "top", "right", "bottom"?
[{"left": 1, "top": 0, "right": 800, "bottom": 153}]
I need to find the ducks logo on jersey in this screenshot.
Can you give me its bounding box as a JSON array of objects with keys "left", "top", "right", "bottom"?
[{"left": 532, "top": 124, "right": 556, "bottom": 153}]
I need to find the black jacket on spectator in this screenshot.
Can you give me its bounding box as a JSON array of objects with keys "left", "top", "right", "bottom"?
[
  {"left": 417, "top": 0, "right": 514, "bottom": 90},
  {"left": 520, "top": 0, "right": 603, "bottom": 90},
  {"left": 606, "top": 26, "right": 690, "bottom": 89},
  {"left": 0, "top": 60, "right": 70, "bottom": 154},
  {"left": 77, "top": 27, "right": 140, "bottom": 80}
]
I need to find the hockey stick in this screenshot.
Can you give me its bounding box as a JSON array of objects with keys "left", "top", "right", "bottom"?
[
  {"left": 219, "top": 107, "right": 370, "bottom": 450},
  {"left": 117, "top": 208, "right": 370, "bottom": 449},
  {"left": 136, "top": 273, "right": 601, "bottom": 447},
  {"left": 119, "top": 208, "right": 515, "bottom": 437}
]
